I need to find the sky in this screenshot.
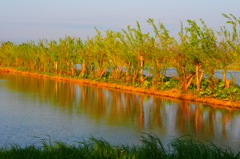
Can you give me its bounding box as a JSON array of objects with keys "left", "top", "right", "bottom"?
[{"left": 0, "top": 0, "right": 239, "bottom": 43}]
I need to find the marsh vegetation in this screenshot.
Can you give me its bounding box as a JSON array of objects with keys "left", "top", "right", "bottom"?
[
  {"left": 0, "top": 14, "right": 240, "bottom": 101},
  {"left": 0, "top": 134, "right": 239, "bottom": 159}
]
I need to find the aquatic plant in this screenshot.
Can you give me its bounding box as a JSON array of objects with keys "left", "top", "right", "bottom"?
[{"left": 0, "top": 134, "right": 239, "bottom": 159}]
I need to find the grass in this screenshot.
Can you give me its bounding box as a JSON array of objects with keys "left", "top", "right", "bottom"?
[{"left": 0, "top": 134, "right": 239, "bottom": 159}]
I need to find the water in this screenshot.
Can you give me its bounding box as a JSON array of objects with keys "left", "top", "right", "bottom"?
[
  {"left": 0, "top": 72, "right": 240, "bottom": 151},
  {"left": 165, "top": 68, "right": 240, "bottom": 85}
]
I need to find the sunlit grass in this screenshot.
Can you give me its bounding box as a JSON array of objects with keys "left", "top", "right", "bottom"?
[{"left": 0, "top": 134, "right": 239, "bottom": 159}]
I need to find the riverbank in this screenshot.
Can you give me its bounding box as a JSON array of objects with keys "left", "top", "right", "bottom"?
[
  {"left": 1, "top": 67, "right": 240, "bottom": 108},
  {"left": 0, "top": 134, "right": 239, "bottom": 159}
]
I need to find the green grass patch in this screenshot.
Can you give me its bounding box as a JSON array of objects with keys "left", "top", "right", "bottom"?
[
  {"left": 0, "top": 134, "right": 239, "bottom": 159},
  {"left": 16, "top": 66, "right": 29, "bottom": 71}
]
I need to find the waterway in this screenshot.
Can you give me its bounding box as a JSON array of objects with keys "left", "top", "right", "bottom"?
[{"left": 0, "top": 72, "right": 240, "bottom": 151}]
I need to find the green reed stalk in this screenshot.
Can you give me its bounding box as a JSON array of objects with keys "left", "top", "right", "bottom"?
[{"left": 0, "top": 134, "right": 239, "bottom": 159}]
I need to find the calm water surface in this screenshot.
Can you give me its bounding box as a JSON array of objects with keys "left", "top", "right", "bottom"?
[{"left": 0, "top": 72, "right": 240, "bottom": 151}]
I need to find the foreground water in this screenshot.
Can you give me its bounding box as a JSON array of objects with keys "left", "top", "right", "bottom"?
[{"left": 0, "top": 72, "right": 240, "bottom": 151}]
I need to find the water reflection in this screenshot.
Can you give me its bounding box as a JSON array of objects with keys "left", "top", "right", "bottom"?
[{"left": 0, "top": 72, "right": 240, "bottom": 150}]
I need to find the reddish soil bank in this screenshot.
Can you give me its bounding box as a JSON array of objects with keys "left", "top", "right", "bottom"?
[{"left": 1, "top": 67, "right": 240, "bottom": 108}]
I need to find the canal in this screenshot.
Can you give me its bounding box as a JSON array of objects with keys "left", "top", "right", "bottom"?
[{"left": 0, "top": 72, "right": 240, "bottom": 151}]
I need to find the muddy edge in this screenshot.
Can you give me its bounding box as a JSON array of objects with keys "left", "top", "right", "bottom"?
[{"left": 1, "top": 67, "right": 239, "bottom": 109}]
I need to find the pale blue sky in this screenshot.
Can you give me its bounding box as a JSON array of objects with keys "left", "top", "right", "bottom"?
[{"left": 0, "top": 0, "right": 239, "bottom": 43}]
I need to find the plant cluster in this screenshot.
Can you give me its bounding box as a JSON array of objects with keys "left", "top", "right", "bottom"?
[
  {"left": 0, "top": 134, "right": 239, "bottom": 159},
  {"left": 0, "top": 14, "right": 240, "bottom": 100}
]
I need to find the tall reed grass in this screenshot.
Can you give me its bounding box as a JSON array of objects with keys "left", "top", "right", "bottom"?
[
  {"left": 0, "top": 13, "right": 240, "bottom": 100},
  {"left": 0, "top": 134, "right": 239, "bottom": 159}
]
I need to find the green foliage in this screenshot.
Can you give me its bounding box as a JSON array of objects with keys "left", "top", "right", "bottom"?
[
  {"left": 0, "top": 134, "right": 239, "bottom": 159},
  {"left": 160, "top": 79, "right": 179, "bottom": 90},
  {"left": 199, "top": 79, "right": 240, "bottom": 101},
  {"left": 134, "top": 80, "right": 141, "bottom": 87},
  {"left": 143, "top": 80, "right": 151, "bottom": 88},
  {"left": 16, "top": 67, "right": 29, "bottom": 71},
  {"left": 170, "top": 136, "right": 239, "bottom": 159},
  {"left": 0, "top": 14, "right": 240, "bottom": 101}
]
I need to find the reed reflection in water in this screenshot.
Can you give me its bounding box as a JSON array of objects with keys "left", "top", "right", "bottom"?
[{"left": 0, "top": 72, "right": 240, "bottom": 150}]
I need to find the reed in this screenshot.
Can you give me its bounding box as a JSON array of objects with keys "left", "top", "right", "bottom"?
[
  {"left": 0, "top": 13, "right": 240, "bottom": 101},
  {"left": 0, "top": 134, "right": 239, "bottom": 159}
]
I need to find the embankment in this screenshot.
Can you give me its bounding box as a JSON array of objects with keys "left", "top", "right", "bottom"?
[{"left": 1, "top": 67, "right": 240, "bottom": 108}]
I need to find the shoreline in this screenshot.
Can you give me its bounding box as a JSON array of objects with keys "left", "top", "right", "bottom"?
[{"left": 1, "top": 67, "right": 240, "bottom": 109}]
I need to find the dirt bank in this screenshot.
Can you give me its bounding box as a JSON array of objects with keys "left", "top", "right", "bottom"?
[{"left": 1, "top": 67, "right": 240, "bottom": 108}]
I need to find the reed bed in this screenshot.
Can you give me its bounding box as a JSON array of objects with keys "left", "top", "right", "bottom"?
[
  {"left": 0, "top": 13, "right": 240, "bottom": 101},
  {"left": 0, "top": 134, "right": 239, "bottom": 159}
]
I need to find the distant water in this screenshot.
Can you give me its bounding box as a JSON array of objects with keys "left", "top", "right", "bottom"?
[
  {"left": 75, "top": 65, "right": 240, "bottom": 85},
  {"left": 166, "top": 68, "right": 240, "bottom": 85},
  {"left": 0, "top": 72, "right": 240, "bottom": 151}
]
